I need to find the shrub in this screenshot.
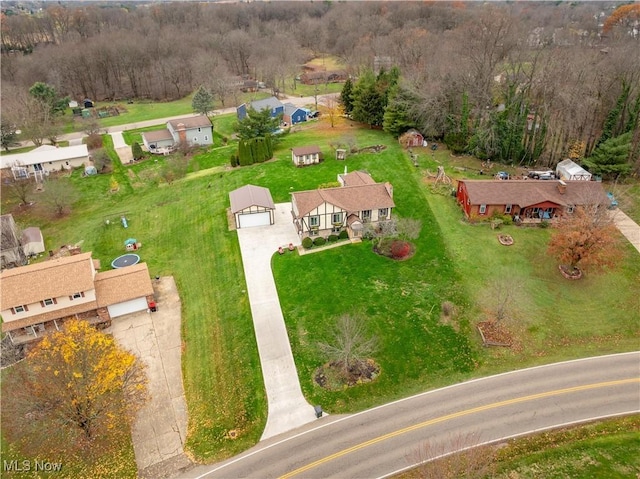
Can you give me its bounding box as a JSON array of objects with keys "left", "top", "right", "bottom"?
[
  {"left": 328, "top": 234, "right": 338, "bottom": 242},
  {"left": 442, "top": 301, "right": 456, "bottom": 317},
  {"left": 230, "top": 153, "right": 239, "bottom": 167},
  {"left": 338, "top": 230, "right": 349, "bottom": 240},
  {"left": 85, "top": 133, "right": 103, "bottom": 150},
  {"left": 132, "top": 142, "right": 144, "bottom": 160},
  {"left": 314, "top": 237, "right": 326, "bottom": 246},
  {"left": 302, "top": 237, "right": 313, "bottom": 249},
  {"left": 390, "top": 240, "right": 411, "bottom": 259},
  {"left": 539, "top": 220, "right": 550, "bottom": 229},
  {"left": 502, "top": 215, "right": 513, "bottom": 226}
]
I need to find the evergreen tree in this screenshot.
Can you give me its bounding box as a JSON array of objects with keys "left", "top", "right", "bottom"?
[
  {"left": 235, "top": 107, "right": 281, "bottom": 140},
  {"left": 28, "top": 82, "right": 69, "bottom": 118},
  {"left": 340, "top": 78, "right": 354, "bottom": 115},
  {"left": 583, "top": 132, "right": 633, "bottom": 179},
  {"left": 596, "top": 83, "right": 630, "bottom": 148},
  {"left": 352, "top": 70, "right": 385, "bottom": 127},
  {"left": 192, "top": 85, "right": 215, "bottom": 116},
  {"left": 383, "top": 85, "right": 419, "bottom": 138},
  {"left": 131, "top": 142, "right": 144, "bottom": 160}
]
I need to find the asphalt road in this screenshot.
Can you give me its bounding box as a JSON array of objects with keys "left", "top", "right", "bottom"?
[{"left": 178, "top": 352, "right": 639, "bottom": 479}]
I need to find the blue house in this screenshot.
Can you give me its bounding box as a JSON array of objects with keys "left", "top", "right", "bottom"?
[
  {"left": 283, "top": 103, "right": 308, "bottom": 125},
  {"left": 236, "top": 96, "right": 284, "bottom": 121}
]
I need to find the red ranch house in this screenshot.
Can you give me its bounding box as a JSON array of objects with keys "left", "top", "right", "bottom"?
[{"left": 456, "top": 179, "right": 608, "bottom": 222}]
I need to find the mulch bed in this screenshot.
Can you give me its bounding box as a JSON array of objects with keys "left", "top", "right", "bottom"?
[
  {"left": 315, "top": 359, "right": 380, "bottom": 390},
  {"left": 477, "top": 320, "right": 513, "bottom": 347}
]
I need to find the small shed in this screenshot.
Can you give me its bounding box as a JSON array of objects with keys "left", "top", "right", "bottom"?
[
  {"left": 21, "top": 227, "right": 45, "bottom": 257},
  {"left": 229, "top": 185, "right": 275, "bottom": 229},
  {"left": 556, "top": 159, "right": 592, "bottom": 181},
  {"left": 399, "top": 129, "right": 424, "bottom": 148},
  {"left": 292, "top": 146, "right": 322, "bottom": 166}
]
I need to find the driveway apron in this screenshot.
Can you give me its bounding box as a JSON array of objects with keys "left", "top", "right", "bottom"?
[{"left": 236, "top": 203, "right": 317, "bottom": 440}]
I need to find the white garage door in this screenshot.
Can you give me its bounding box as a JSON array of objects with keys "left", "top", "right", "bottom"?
[
  {"left": 108, "top": 297, "right": 149, "bottom": 318},
  {"left": 238, "top": 212, "right": 271, "bottom": 228}
]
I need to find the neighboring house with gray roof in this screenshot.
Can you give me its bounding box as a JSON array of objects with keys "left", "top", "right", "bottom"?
[
  {"left": 456, "top": 179, "right": 608, "bottom": 222},
  {"left": 142, "top": 115, "right": 213, "bottom": 154},
  {"left": 291, "top": 172, "right": 395, "bottom": 239},
  {"left": 236, "top": 96, "right": 284, "bottom": 121},
  {"left": 1, "top": 214, "right": 26, "bottom": 270},
  {"left": 21, "top": 227, "right": 45, "bottom": 257},
  {"left": 1, "top": 144, "right": 89, "bottom": 180},
  {"left": 0, "top": 252, "right": 154, "bottom": 345},
  {"left": 229, "top": 185, "right": 275, "bottom": 229}
]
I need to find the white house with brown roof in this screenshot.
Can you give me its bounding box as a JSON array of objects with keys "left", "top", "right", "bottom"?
[
  {"left": 229, "top": 185, "right": 275, "bottom": 229},
  {"left": 142, "top": 115, "right": 213, "bottom": 154},
  {"left": 0, "top": 252, "right": 154, "bottom": 345},
  {"left": 292, "top": 146, "right": 322, "bottom": 166},
  {"left": 291, "top": 171, "right": 395, "bottom": 239}
]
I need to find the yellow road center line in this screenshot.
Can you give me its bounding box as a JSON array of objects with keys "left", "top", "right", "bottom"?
[{"left": 278, "top": 378, "right": 639, "bottom": 479}]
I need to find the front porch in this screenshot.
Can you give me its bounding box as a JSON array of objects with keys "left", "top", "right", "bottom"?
[{"left": 5, "top": 314, "right": 110, "bottom": 346}]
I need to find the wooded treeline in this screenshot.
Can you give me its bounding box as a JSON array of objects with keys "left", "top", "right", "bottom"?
[{"left": 1, "top": 1, "right": 638, "bottom": 166}]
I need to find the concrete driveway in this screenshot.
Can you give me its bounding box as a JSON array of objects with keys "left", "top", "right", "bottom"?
[
  {"left": 236, "top": 203, "right": 317, "bottom": 440},
  {"left": 609, "top": 208, "right": 640, "bottom": 254},
  {"left": 108, "top": 277, "right": 191, "bottom": 479}
]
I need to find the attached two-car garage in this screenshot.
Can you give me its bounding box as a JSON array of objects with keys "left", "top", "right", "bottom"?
[
  {"left": 229, "top": 185, "right": 275, "bottom": 229},
  {"left": 95, "top": 263, "right": 155, "bottom": 319}
]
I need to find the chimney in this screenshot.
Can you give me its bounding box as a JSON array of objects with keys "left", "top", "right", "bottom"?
[
  {"left": 176, "top": 123, "right": 187, "bottom": 145},
  {"left": 557, "top": 180, "right": 567, "bottom": 195}
]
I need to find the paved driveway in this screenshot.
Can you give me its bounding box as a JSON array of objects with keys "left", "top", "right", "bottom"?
[
  {"left": 236, "top": 203, "right": 317, "bottom": 440},
  {"left": 108, "top": 277, "right": 191, "bottom": 479},
  {"left": 609, "top": 208, "right": 640, "bottom": 254}
]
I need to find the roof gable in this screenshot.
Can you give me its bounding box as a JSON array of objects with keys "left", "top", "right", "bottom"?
[
  {"left": 94, "top": 263, "right": 154, "bottom": 307},
  {"left": 292, "top": 146, "right": 321, "bottom": 156},
  {"left": 1, "top": 252, "right": 96, "bottom": 308},
  {"left": 167, "top": 115, "right": 212, "bottom": 131},
  {"left": 229, "top": 185, "right": 275, "bottom": 213},
  {"left": 292, "top": 182, "right": 395, "bottom": 218},
  {"left": 250, "top": 97, "right": 283, "bottom": 111}
]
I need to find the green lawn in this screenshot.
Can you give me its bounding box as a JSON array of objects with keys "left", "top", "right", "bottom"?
[
  {"left": 2, "top": 116, "right": 638, "bottom": 467},
  {"left": 491, "top": 415, "right": 640, "bottom": 478}
]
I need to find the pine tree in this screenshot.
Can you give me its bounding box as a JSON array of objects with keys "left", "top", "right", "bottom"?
[
  {"left": 192, "top": 85, "right": 214, "bottom": 116},
  {"left": 383, "top": 86, "right": 419, "bottom": 138},
  {"left": 235, "top": 107, "right": 281, "bottom": 140},
  {"left": 340, "top": 78, "right": 354, "bottom": 115},
  {"left": 583, "top": 132, "right": 633, "bottom": 179}
]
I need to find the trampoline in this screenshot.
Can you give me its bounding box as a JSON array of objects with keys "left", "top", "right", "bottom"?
[{"left": 111, "top": 253, "right": 140, "bottom": 269}]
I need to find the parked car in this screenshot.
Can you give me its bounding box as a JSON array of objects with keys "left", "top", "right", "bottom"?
[
  {"left": 528, "top": 170, "right": 554, "bottom": 180},
  {"left": 496, "top": 171, "right": 509, "bottom": 180}
]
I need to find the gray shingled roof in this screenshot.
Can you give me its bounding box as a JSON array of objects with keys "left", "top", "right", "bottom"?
[
  {"left": 250, "top": 97, "right": 283, "bottom": 112},
  {"left": 167, "top": 115, "right": 212, "bottom": 130},
  {"left": 229, "top": 185, "right": 275, "bottom": 214}
]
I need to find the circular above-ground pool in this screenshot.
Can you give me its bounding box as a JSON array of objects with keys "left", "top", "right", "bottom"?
[{"left": 111, "top": 253, "right": 140, "bottom": 269}]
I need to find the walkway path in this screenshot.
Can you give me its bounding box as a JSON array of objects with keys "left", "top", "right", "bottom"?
[
  {"left": 110, "top": 131, "right": 133, "bottom": 164},
  {"left": 609, "top": 208, "right": 640, "bottom": 254},
  {"left": 236, "top": 203, "right": 317, "bottom": 440}
]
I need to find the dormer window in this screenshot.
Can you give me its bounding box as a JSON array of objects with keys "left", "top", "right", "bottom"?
[
  {"left": 41, "top": 298, "right": 57, "bottom": 307},
  {"left": 71, "top": 292, "right": 84, "bottom": 300},
  {"left": 12, "top": 305, "right": 28, "bottom": 314}
]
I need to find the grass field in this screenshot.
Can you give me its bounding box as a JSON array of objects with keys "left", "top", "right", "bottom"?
[
  {"left": 401, "top": 415, "right": 640, "bottom": 478},
  {"left": 1, "top": 113, "right": 639, "bottom": 468}
]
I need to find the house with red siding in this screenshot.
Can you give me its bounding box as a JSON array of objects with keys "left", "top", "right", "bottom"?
[{"left": 456, "top": 179, "right": 608, "bottom": 222}]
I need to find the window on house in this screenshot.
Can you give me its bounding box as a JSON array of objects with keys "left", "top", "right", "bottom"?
[
  {"left": 505, "top": 204, "right": 512, "bottom": 214},
  {"left": 71, "top": 292, "right": 83, "bottom": 300},
  {"left": 479, "top": 204, "right": 487, "bottom": 214},
  {"left": 309, "top": 215, "right": 320, "bottom": 227},
  {"left": 379, "top": 208, "right": 389, "bottom": 219},
  {"left": 198, "top": 127, "right": 201, "bottom": 132},
  {"left": 204, "top": 135, "right": 209, "bottom": 141},
  {"left": 332, "top": 213, "right": 343, "bottom": 224},
  {"left": 42, "top": 298, "right": 55, "bottom": 306},
  {"left": 362, "top": 210, "right": 372, "bottom": 222},
  {"left": 567, "top": 205, "right": 575, "bottom": 213},
  {"left": 13, "top": 305, "right": 27, "bottom": 314}
]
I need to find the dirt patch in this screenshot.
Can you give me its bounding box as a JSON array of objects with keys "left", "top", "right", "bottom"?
[{"left": 477, "top": 320, "right": 514, "bottom": 348}]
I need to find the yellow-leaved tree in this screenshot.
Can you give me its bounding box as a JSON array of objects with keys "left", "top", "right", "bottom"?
[{"left": 1, "top": 319, "right": 147, "bottom": 456}]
